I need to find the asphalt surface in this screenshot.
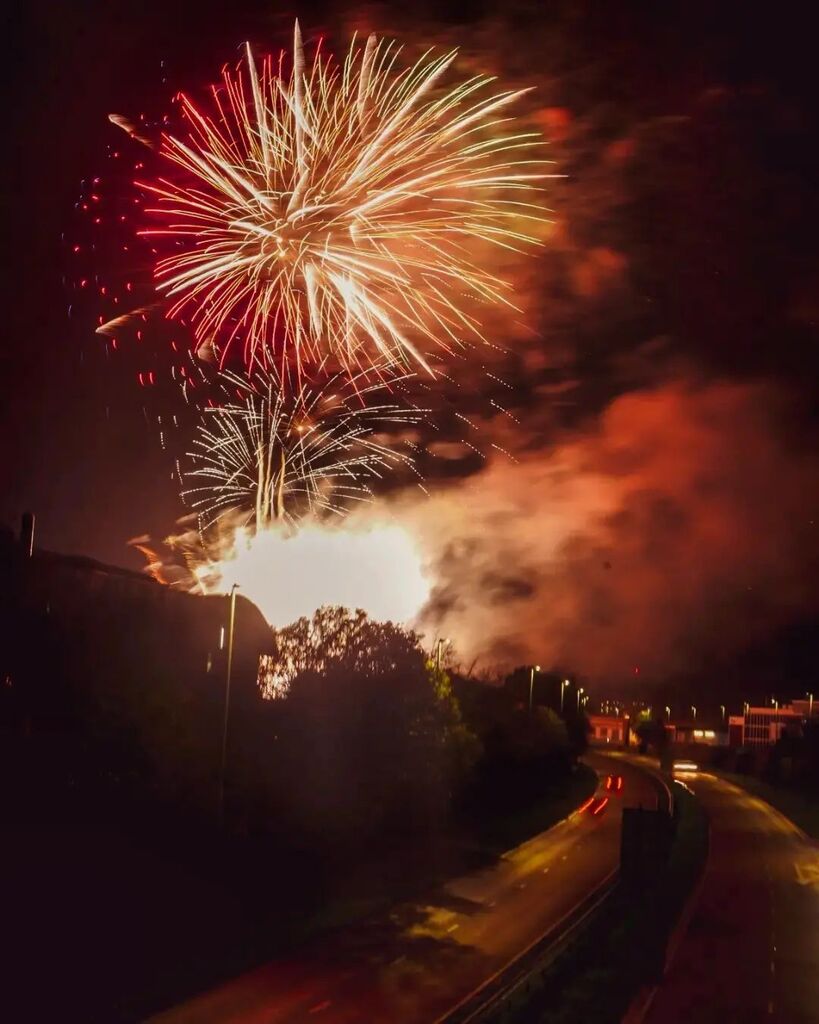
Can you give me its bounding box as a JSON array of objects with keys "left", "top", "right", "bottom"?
[
  {"left": 151, "top": 754, "right": 660, "bottom": 1024},
  {"left": 646, "top": 770, "right": 819, "bottom": 1024}
]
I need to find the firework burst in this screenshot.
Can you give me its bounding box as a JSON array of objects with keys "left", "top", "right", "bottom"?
[
  {"left": 184, "top": 366, "right": 424, "bottom": 530},
  {"left": 125, "top": 22, "right": 550, "bottom": 380}
]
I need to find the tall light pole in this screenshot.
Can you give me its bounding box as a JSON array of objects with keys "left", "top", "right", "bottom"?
[
  {"left": 528, "top": 664, "right": 541, "bottom": 713},
  {"left": 665, "top": 705, "right": 671, "bottom": 719},
  {"left": 720, "top": 704, "right": 726, "bottom": 723},
  {"left": 560, "top": 679, "right": 569, "bottom": 714},
  {"left": 743, "top": 701, "right": 750, "bottom": 716},
  {"left": 809, "top": 692, "right": 814, "bottom": 718},
  {"left": 218, "top": 583, "right": 240, "bottom": 826},
  {"left": 577, "top": 686, "right": 585, "bottom": 713},
  {"left": 691, "top": 705, "right": 697, "bottom": 720},
  {"left": 434, "top": 637, "right": 449, "bottom": 672}
]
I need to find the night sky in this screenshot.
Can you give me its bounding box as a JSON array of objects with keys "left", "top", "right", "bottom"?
[{"left": 4, "top": 1, "right": 818, "bottom": 690}]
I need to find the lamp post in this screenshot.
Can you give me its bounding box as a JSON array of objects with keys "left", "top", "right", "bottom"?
[
  {"left": 691, "top": 705, "right": 697, "bottom": 721},
  {"left": 720, "top": 704, "right": 726, "bottom": 723},
  {"left": 577, "top": 686, "right": 585, "bottom": 713},
  {"left": 743, "top": 701, "right": 750, "bottom": 716},
  {"left": 217, "top": 583, "right": 239, "bottom": 826},
  {"left": 435, "top": 637, "right": 450, "bottom": 672},
  {"left": 528, "top": 664, "right": 541, "bottom": 713},
  {"left": 809, "top": 692, "right": 814, "bottom": 718},
  {"left": 665, "top": 705, "right": 671, "bottom": 719},
  {"left": 560, "top": 679, "right": 569, "bottom": 714}
]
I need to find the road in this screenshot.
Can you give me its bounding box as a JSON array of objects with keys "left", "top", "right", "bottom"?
[
  {"left": 151, "top": 755, "right": 660, "bottom": 1024},
  {"left": 646, "top": 770, "right": 819, "bottom": 1024}
]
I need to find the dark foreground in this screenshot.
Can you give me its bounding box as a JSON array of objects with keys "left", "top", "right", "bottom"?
[{"left": 151, "top": 756, "right": 659, "bottom": 1024}]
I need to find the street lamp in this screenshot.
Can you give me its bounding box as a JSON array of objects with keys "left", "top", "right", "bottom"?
[
  {"left": 577, "top": 686, "right": 585, "bottom": 713},
  {"left": 435, "top": 637, "right": 450, "bottom": 672},
  {"left": 218, "top": 583, "right": 240, "bottom": 826},
  {"left": 560, "top": 678, "right": 569, "bottom": 714},
  {"left": 720, "top": 704, "right": 726, "bottom": 722},
  {"left": 528, "top": 664, "right": 541, "bottom": 713},
  {"left": 743, "top": 701, "right": 750, "bottom": 716},
  {"left": 691, "top": 705, "right": 697, "bottom": 720},
  {"left": 809, "top": 692, "right": 814, "bottom": 718},
  {"left": 665, "top": 705, "right": 671, "bottom": 719}
]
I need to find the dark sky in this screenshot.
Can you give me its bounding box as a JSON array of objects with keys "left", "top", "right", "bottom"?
[{"left": 3, "top": 1, "right": 818, "bottom": 690}]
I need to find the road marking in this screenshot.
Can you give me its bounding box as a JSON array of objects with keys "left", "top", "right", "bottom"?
[
  {"left": 309, "top": 1000, "right": 332, "bottom": 1014},
  {"left": 447, "top": 923, "right": 459, "bottom": 933},
  {"left": 390, "top": 955, "right": 406, "bottom": 966}
]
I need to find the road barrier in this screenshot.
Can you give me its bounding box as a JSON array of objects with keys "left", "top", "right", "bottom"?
[{"left": 438, "top": 867, "right": 619, "bottom": 1024}]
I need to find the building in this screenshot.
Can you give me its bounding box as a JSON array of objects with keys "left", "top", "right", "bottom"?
[
  {"left": 588, "top": 714, "right": 628, "bottom": 746},
  {"left": 669, "top": 722, "right": 728, "bottom": 746},
  {"left": 728, "top": 704, "right": 804, "bottom": 748}
]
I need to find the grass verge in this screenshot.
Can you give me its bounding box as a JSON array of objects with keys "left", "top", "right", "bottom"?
[{"left": 713, "top": 770, "right": 819, "bottom": 839}]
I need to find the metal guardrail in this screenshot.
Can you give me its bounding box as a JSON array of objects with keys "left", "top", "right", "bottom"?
[{"left": 436, "top": 867, "right": 619, "bottom": 1024}]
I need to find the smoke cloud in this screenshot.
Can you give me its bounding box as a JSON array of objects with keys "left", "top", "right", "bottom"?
[{"left": 386, "top": 376, "right": 819, "bottom": 682}]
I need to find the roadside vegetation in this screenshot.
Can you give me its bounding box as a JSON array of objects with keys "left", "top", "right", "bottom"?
[{"left": 1, "top": 541, "right": 592, "bottom": 1023}]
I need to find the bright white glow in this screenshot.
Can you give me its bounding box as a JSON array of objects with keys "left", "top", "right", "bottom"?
[{"left": 201, "top": 519, "right": 431, "bottom": 628}]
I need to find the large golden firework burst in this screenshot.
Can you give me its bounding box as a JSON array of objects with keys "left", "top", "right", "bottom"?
[{"left": 138, "top": 22, "right": 550, "bottom": 380}]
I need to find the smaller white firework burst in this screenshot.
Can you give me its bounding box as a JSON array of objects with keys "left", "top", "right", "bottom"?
[{"left": 184, "top": 365, "right": 424, "bottom": 529}]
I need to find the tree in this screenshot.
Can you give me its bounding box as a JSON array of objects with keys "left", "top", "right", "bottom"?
[
  {"left": 264, "top": 607, "right": 478, "bottom": 842},
  {"left": 261, "top": 606, "right": 424, "bottom": 698},
  {"left": 634, "top": 713, "right": 670, "bottom": 756}
]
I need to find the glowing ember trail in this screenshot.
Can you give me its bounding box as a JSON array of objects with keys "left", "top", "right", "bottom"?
[
  {"left": 191, "top": 518, "right": 431, "bottom": 628},
  {"left": 113, "top": 21, "right": 550, "bottom": 379}
]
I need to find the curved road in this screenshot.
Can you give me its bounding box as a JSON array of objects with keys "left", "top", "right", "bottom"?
[
  {"left": 151, "top": 755, "right": 659, "bottom": 1024},
  {"left": 646, "top": 770, "right": 819, "bottom": 1024}
]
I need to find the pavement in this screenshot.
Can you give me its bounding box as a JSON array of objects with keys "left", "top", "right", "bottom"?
[
  {"left": 150, "top": 754, "right": 660, "bottom": 1024},
  {"left": 645, "top": 769, "right": 819, "bottom": 1024}
]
